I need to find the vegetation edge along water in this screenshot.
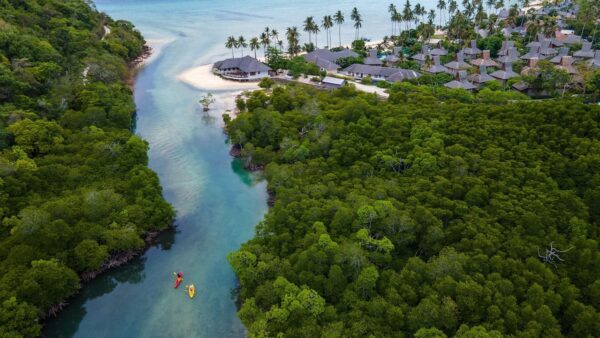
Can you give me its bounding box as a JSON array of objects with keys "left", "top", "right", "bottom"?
[
  {"left": 225, "top": 82, "right": 600, "bottom": 337},
  {"left": 0, "top": 1, "right": 174, "bottom": 336}
]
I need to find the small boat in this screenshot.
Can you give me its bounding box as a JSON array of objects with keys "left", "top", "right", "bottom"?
[
  {"left": 174, "top": 272, "right": 183, "bottom": 288},
  {"left": 188, "top": 285, "right": 196, "bottom": 299}
]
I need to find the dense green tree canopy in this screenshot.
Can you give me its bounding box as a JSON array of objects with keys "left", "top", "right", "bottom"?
[
  {"left": 227, "top": 82, "right": 600, "bottom": 337},
  {"left": 0, "top": 1, "right": 174, "bottom": 335}
]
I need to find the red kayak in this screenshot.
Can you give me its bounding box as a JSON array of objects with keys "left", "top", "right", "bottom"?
[{"left": 174, "top": 272, "right": 183, "bottom": 288}]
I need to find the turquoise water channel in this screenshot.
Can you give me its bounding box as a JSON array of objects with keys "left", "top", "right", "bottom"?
[{"left": 43, "top": 0, "right": 439, "bottom": 336}]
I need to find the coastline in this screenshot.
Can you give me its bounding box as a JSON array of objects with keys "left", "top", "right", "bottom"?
[
  {"left": 44, "top": 226, "right": 174, "bottom": 319},
  {"left": 43, "top": 41, "right": 177, "bottom": 323},
  {"left": 177, "top": 64, "right": 260, "bottom": 92}
]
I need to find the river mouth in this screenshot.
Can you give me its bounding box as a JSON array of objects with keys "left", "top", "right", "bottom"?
[{"left": 43, "top": 0, "right": 410, "bottom": 336}]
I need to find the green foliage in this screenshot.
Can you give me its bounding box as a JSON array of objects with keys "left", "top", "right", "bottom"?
[
  {"left": 351, "top": 40, "right": 366, "bottom": 55},
  {"left": 227, "top": 84, "right": 600, "bottom": 337},
  {"left": 360, "top": 75, "right": 373, "bottom": 85},
  {"left": 287, "top": 57, "right": 320, "bottom": 78},
  {"left": 336, "top": 56, "right": 364, "bottom": 69},
  {"left": 0, "top": 0, "right": 174, "bottom": 335},
  {"left": 0, "top": 297, "right": 40, "bottom": 338},
  {"left": 258, "top": 77, "right": 275, "bottom": 89},
  {"left": 522, "top": 60, "right": 570, "bottom": 97},
  {"left": 477, "top": 35, "right": 504, "bottom": 57}
]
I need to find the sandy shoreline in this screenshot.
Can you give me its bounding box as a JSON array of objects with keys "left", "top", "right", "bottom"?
[{"left": 177, "top": 64, "right": 260, "bottom": 91}]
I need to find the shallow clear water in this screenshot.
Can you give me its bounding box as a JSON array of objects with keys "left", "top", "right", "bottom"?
[{"left": 42, "top": 0, "right": 440, "bottom": 337}]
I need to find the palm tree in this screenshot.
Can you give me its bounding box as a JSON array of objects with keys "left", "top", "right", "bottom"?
[
  {"left": 388, "top": 4, "right": 397, "bottom": 36},
  {"left": 249, "top": 37, "right": 260, "bottom": 59},
  {"left": 393, "top": 11, "right": 403, "bottom": 36},
  {"left": 225, "top": 35, "right": 236, "bottom": 58},
  {"left": 437, "top": 0, "right": 446, "bottom": 27},
  {"left": 303, "top": 16, "right": 316, "bottom": 45},
  {"left": 237, "top": 36, "right": 247, "bottom": 56},
  {"left": 260, "top": 32, "right": 270, "bottom": 59},
  {"left": 449, "top": 0, "right": 458, "bottom": 16},
  {"left": 270, "top": 28, "right": 280, "bottom": 47},
  {"left": 414, "top": 4, "right": 424, "bottom": 27},
  {"left": 312, "top": 23, "right": 321, "bottom": 48},
  {"left": 286, "top": 26, "right": 301, "bottom": 56},
  {"left": 403, "top": 0, "right": 413, "bottom": 31},
  {"left": 334, "top": 10, "right": 345, "bottom": 47},
  {"left": 351, "top": 7, "right": 361, "bottom": 40},
  {"left": 428, "top": 9, "right": 436, "bottom": 25},
  {"left": 322, "top": 15, "right": 334, "bottom": 48}
]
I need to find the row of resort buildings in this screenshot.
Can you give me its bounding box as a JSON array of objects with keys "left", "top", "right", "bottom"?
[
  {"left": 212, "top": 1, "right": 599, "bottom": 92},
  {"left": 213, "top": 35, "right": 600, "bottom": 92}
]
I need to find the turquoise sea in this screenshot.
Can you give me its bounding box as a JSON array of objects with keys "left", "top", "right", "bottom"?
[{"left": 43, "top": 0, "right": 438, "bottom": 337}]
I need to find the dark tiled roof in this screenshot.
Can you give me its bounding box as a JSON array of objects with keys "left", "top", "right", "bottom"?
[
  {"left": 588, "top": 50, "right": 600, "bottom": 68},
  {"left": 444, "top": 80, "right": 476, "bottom": 90},
  {"left": 342, "top": 64, "right": 419, "bottom": 81},
  {"left": 463, "top": 40, "right": 482, "bottom": 55},
  {"left": 550, "top": 47, "right": 569, "bottom": 63},
  {"left": 490, "top": 63, "right": 518, "bottom": 80},
  {"left": 444, "top": 51, "right": 470, "bottom": 70},
  {"left": 574, "top": 42, "right": 595, "bottom": 58},
  {"left": 469, "top": 65, "right": 494, "bottom": 83},
  {"left": 497, "top": 47, "right": 520, "bottom": 63},
  {"left": 304, "top": 49, "right": 359, "bottom": 63},
  {"left": 214, "top": 55, "right": 271, "bottom": 72},
  {"left": 387, "top": 69, "right": 420, "bottom": 82}
]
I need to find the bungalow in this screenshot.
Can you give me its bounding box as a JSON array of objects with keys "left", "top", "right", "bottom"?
[
  {"left": 444, "top": 50, "right": 471, "bottom": 75},
  {"left": 364, "top": 49, "right": 383, "bottom": 66},
  {"left": 384, "top": 47, "right": 403, "bottom": 64},
  {"left": 462, "top": 40, "right": 482, "bottom": 60},
  {"left": 497, "top": 47, "right": 520, "bottom": 64},
  {"left": 303, "top": 49, "right": 359, "bottom": 73},
  {"left": 574, "top": 42, "right": 595, "bottom": 59},
  {"left": 588, "top": 50, "right": 600, "bottom": 69},
  {"left": 521, "top": 46, "right": 543, "bottom": 60},
  {"left": 471, "top": 50, "right": 500, "bottom": 68},
  {"left": 550, "top": 47, "right": 570, "bottom": 63},
  {"left": 498, "top": 41, "right": 515, "bottom": 56},
  {"left": 213, "top": 55, "right": 271, "bottom": 81},
  {"left": 555, "top": 56, "right": 577, "bottom": 75},
  {"left": 539, "top": 40, "right": 558, "bottom": 58},
  {"left": 444, "top": 71, "right": 476, "bottom": 90},
  {"left": 469, "top": 65, "right": 495, "bottom": 87},
  {"left": 490, "top": 62, "right": 519, "bottom": 83},
  {"left": 387, "top": 69, "right": 420, "bottom": 82},
  {"left": 430, "top": 43, "right": 448, "bottom": 56},
  {"left": 424, "top": 56, "right": 449, "bottom": 74},
  {"left": 412, "top": 45, "right": 431, "bottom": 65},
  {"left": 521, "top": 57, "right": 540, "bottom": 76},
  {"left": 341, "top": 64, "right": 419, "bottom": 82},
  {"left": 321, "top": 76, "right": 346, "bottom": 89},
  {"left": 552, "top": 30, "right": 582, "bottom": 46}
]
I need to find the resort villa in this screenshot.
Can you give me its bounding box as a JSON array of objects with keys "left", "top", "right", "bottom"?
[
  {"left": 213, "top": 55, "right": 271, "bottom": 81},
  {"left": 341, "top": 64, "right": 419, "bottom": 82},
  {"left": 303, "top": 48, "right": 359, "bottom": 73}
]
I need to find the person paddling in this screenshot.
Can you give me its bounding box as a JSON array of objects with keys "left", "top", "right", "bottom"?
[
  {"left": 173, "top": 272, "right": 183, "bottom": 288},
  {"left": 186, "top": 284, "right": 196, "bottom": 299}
]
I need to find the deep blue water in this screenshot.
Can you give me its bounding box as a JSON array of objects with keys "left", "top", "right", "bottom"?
[{"left": 42, "top": 0, "right": 441, "bottom": 336}]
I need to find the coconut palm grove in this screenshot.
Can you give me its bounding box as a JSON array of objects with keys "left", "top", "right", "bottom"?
[{"left": 1, "top": 0, "right": 600, "bottom": 337}]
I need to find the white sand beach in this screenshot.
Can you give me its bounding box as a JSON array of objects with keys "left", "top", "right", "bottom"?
[
  {"left": 177, "top": 64, "right": 260, "bottom": 91},
  {"left": 144, "top": 38, "right": 174, "bottom": 65}
]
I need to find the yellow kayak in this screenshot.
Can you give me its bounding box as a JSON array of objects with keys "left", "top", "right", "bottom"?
[{"left": 187, "top": 285, "right": 196, "bottom": 299}]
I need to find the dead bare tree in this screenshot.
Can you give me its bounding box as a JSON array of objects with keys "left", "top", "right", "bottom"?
[{"left": 538, "top": 242, "right": 574, "bottom": 268}]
